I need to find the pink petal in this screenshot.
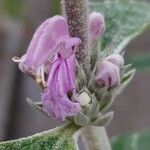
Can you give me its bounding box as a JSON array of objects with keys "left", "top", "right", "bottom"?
[
  {"left": 58, "top": 55, "right": 76, "bottom": 95},
  {"left": 24, "top": 15, "right": 69, "bottom": 67},
  {"left": 41, "top": 91, "right": 80, "bottom": 121},
  {"left": 95, "top": 60, "right": 120, "bottom": 88},
  {"left": 89, "top": 12, "right": 105, "bottom": 42},
  {"left": 41, "top": 54, "right": 80, "bottom": 121},
  {"left": 104, "top": 54, "right": 124, "bottom": 68}
]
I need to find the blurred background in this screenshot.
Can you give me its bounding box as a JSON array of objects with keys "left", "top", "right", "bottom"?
[{"left": 0, "top": 0, "right": 150, "bottom": 144}]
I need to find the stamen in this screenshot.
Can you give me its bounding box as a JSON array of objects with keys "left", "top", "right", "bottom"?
[
  {"left": 41, "top": 65, "right": 47, "bottom": 88},
  {"left": 36, "top": 77, "right": 42, "bottom": 84},
  {"left": 36, "top": 67, "right": 42, "bottom": 84},
  {"left": 35, "top": 65, "right": 47, "bottom": 88}
]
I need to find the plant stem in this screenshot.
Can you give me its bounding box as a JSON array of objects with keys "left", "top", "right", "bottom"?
[
  {"left": 82, "top": 126, "right": 112, "bottom": 150},
  {"left": 61, "top": 0, "right": 90, "bottom": 73}
]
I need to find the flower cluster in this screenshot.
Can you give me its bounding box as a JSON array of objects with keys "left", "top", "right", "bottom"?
[{"left": 13, "top": 12, "right": 124, "bottom": 122}]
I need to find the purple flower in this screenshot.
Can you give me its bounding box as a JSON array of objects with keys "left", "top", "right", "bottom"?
[
  {"left": 95, "top": 60, "right": 120, "bottom": 88},
  {"left": 41, "top": 54, "right": 81, "bottom": 121},
  {"left": 95, "top": 54, "right": 124, "bottom": 89},
  {"left": 13, "top": 15, "right": 80, "bottom": 86},
  {"left": 13, "top": 15, "right": 81, "bottom": 120}
]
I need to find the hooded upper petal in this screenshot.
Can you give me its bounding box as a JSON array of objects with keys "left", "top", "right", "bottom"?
[
  {"left": 24, "top": 15, "right": 69, "bottom": 67},
  {"left": 17, "top": 15, "right": 80, "bottom": 86}
]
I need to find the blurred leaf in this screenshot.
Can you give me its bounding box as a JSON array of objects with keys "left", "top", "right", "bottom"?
[
  {"left": 128, "top": 54, "right": 150, "bottom": 71},
  {"left": 0, "top": 123, "right": 79, "bottom": 150},
  {"left": 50, "top": 0, "right": 60, "bottom": 15},
  {"left": 111, "top": 131, "right": 150, "bottom": 150},
  {"left": 4, "top": 0, "right": 22, "bottom": 18},
  {"left": 90, "top": 1, "right": 150, "bottom": 53}
]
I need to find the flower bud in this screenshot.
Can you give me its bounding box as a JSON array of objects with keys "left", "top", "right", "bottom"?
[
  {"left": 104, "top": 54, "right": 124, "bottom": 68},
  {"left": 95, "top": 60, "right": 120, "bottom": 88},
  {"left": 78, "top": 92, "right": 91, "bottom": 106},
  {"left": 88, "top": 12, "right": 105, "bottom": 43}
]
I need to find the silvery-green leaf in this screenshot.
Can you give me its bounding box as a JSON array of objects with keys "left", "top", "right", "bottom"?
[
  {"left": 95, "top": 87, "right": 108, "bottom": 102},
  {"left": 74, "top": 112, "right": 90, "bottom": 126},
  {"left": 87, "top": 73, "right": 96, "bottom": 92},
  {"left": 117, "top": 69, "right": 136, "bottom": 96},
  {"left": 89, "top": 94, "right": 100, "bottom": 119},
  {"left": 79, "top": 86, "right": 91, "bottom": 96},
  {"left": 121, "top": 69, "right": 136, "bottom": 84},
  {"left": 99, "top": 89, "right": 115, "bottom": 112},
  {"left": 93, "top": 112, "right": 114, "bottom": 127},
  {"left": 76, "top": 62, "right": 87, "bottom": 90},
  {"left": 90, "top": 1, "right": 150, "bottom": 53},
  {"left": 0, "top": 123, "right": 80, "bottom": 150},
  {"left": 91, "top": 41, "right": 101, "bottom": 69},
  {"left": 120, "top": 64, "right": 132, "bottom": 78}
]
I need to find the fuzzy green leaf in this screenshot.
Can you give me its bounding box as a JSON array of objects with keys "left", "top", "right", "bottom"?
[
  {"left": 93, "top": 111, "right": 114, "bottom": 127},
  {"left": 0, "top": 123, "right": 80, "bottom": 150},
  {"left": 74, "top": 112, "right": 90, "bottom": 126},
  {"left": 111, "top": 131, "right": 150, "bottom": 150},
  {"left": 99, "top": 68, "right": 135, "bottom": 112},
  {"left": 90, "top": 1, "right": 150, "bottom": 53},
  {"left": 117, "top": 69, "right": 136, "bottom": 96}
]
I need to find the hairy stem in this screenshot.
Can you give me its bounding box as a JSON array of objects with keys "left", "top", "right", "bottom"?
[
  {"left": 82, "top": 126, "right": 112, "bottom": 150},
  {"left": 61, "top": 0, "right": 90, "bottom": 73}
]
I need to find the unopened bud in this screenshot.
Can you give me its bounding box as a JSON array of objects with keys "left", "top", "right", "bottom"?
[
  {"left": 104, "top": 54, "right": 124, "bottom": 68},
  {"left": 95, "top": 60, "right": 120, "bottom": 88},
  {"left": 88, "top": 12, "right": 105, "bottom": 43},
  {"left": 78, "top": 92, "right": 91, "bottom": 106}
]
